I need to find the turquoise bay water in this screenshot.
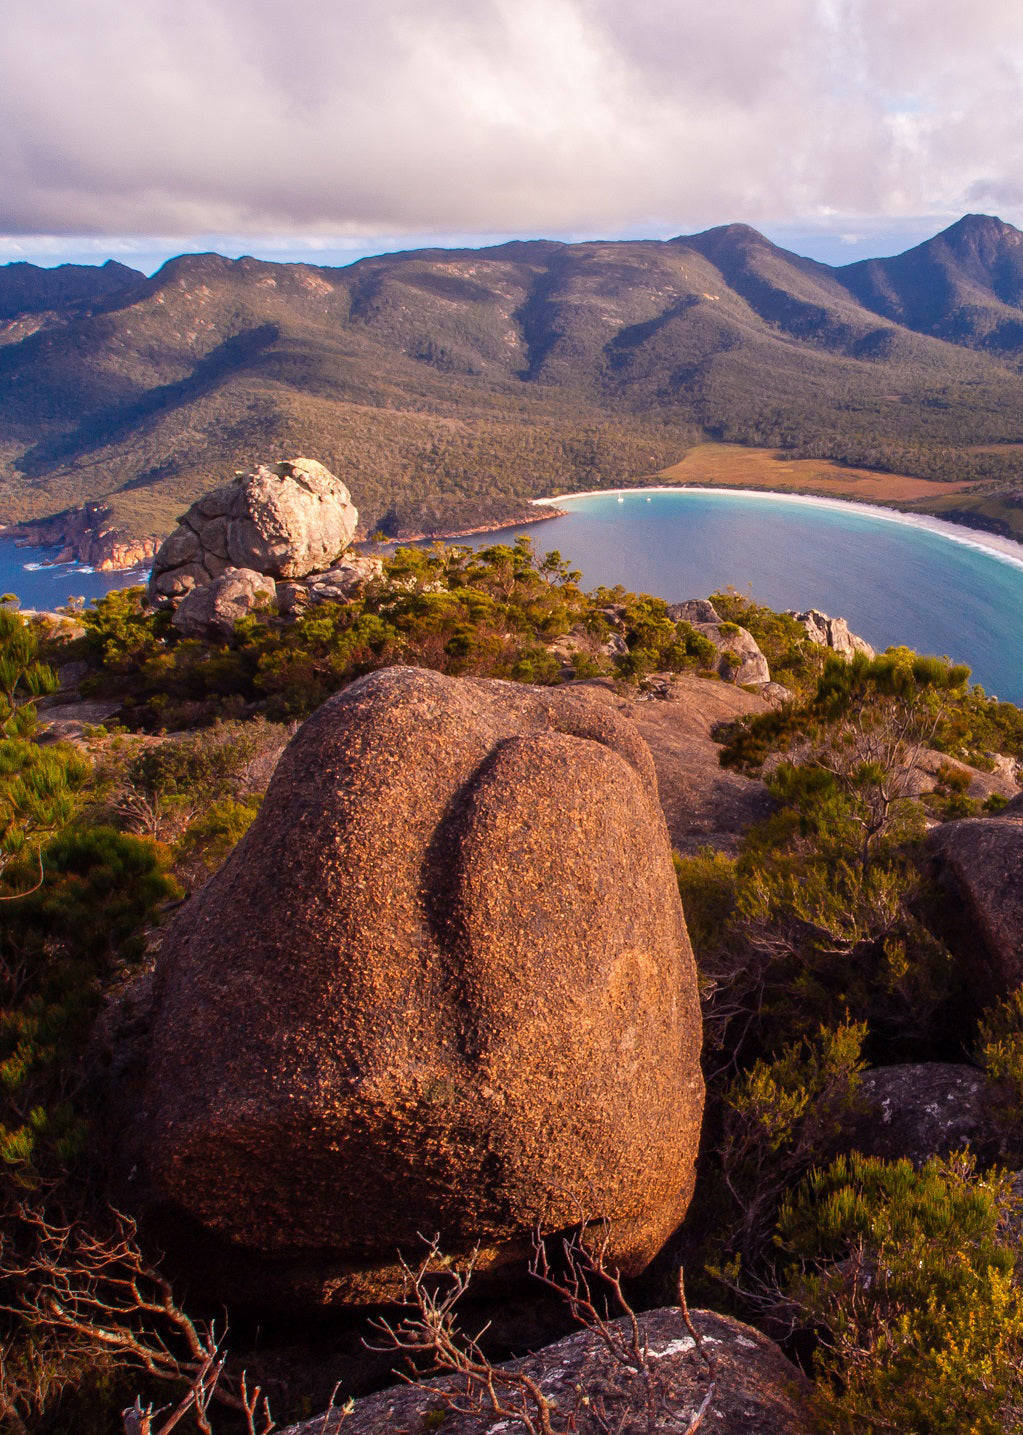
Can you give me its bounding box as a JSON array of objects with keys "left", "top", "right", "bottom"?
[{"left": 468, "top": 489, "right": 1023, "bottom": 704}]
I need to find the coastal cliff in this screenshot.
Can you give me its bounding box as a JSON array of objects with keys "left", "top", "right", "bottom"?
[{"left": 5, "top": 502, "right": 157, "bottom": 570}]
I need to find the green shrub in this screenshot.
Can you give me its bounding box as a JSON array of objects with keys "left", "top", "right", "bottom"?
[
  {"left": 0, "top": 828, "right": 178, "bottom": 1178},
  {"left": 79, "top": 586, "right": 167, "bottom": 671},
  {"left": 714, "top": 1021, "right": 866, "bottom": 1269},
  {"left": 977, "top": 987, "right": 1023, "bottom": 1163},
  {"left": 778, "top": 1152, "right": 1023, "bottom": 1435},
  {"left": 674, "top": 848, "right": 738, "bottom": 961},
  {"left": 173, "top": 796, "right": 261, "bottom": 889},
  {"left": 695, "top": 752, "right": 954, "bottom": 1060},
  {"left": 925, "top": 759, "right": 981, "bottom": 818},
  {"left": 0, "top": 609, "right": 90, "bottom": 895}
]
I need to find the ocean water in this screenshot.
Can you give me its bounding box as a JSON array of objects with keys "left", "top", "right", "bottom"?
[
  {"left": 0, "top": 538, "right": 148, "bottom": 611},
  {"left": 464, "top": 488, "right": 1023, "bottom": 704}
]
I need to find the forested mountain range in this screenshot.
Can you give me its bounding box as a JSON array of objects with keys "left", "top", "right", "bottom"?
[{"left": 4, "top": 214, "right": 1023, "bottom": 546}]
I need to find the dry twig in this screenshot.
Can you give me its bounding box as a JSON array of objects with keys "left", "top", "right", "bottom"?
[
  {"left": 1, "top": 1200, "right": 274, "bottom": 1432},
  {"left": 367, "top": 1225, "right": 717, "bottom": 1434}
]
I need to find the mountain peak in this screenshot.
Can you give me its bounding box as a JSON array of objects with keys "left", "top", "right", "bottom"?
[
  {"left": 682, "top": 222, "right": 772, "bottom": 250},
  {"left": 151, "top": 252, "right": 237, "bottom": 286},
  {"left": 944, "top": 212, "right": 1018, "bottom": 236},
  {"left": 935, "top": 213, "right": 1023, "bottom": 260}
]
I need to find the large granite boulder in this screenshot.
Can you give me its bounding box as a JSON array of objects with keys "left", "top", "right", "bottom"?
[
  {"left": 927, "top": 811, "right": 1023, "bottom": 1001},
  {"left": 149, "top": 457, "right": 358, "bottom": 605},
  {"left": 133, "top": 667, "right": 704, "bottom": 1308},
  {"left": 278, "top": 1308, "right": 814, "bottom": 1435},
  {"left": 171, "top": 567, "right": 276, "bottom": 640}
]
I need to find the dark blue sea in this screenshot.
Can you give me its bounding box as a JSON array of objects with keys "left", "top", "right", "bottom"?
[
  {"left": 0, "top": 538, "right": 147, "bottom": 610},
  {"left": 465, "top": 488, "right": 1023, "bottom": 704}
]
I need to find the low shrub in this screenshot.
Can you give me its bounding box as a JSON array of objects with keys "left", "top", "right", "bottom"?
[{"left": 778, "top": 1152, "right": 1023, "bottom": 1435}]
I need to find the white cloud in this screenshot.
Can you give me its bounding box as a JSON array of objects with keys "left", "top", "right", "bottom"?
[{"left": 3, "top": 0, "right": 1023, "bottom": 242}]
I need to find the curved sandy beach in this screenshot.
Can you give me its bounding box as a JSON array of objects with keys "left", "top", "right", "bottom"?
[{"left": 532, "top": 485, "right": 1023, "bottom": 576}]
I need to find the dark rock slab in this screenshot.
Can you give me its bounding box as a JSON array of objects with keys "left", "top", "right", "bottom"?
[
  {"left": 927, "top": 813, "right": 1023, "bottom": 1001},
  {"left": 845, "top": 1063, "right": 999, "bottom": 1167},
  {"left": 278, "top": 1307, "right": 814, "bottom": 1435}
]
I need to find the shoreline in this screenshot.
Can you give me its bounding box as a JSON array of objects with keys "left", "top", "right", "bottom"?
[
  {"left": 8, "top": 480, "right": 1023, "bottom": 581},
  {"left": 376, "top": 507, "right": 568, "bottom": 546},
  {"left": 0, "top": 533, "right": 150, "bottom": 581},
  {"left": 530, "top": 484, "right": 1023, "bottom": 575}
]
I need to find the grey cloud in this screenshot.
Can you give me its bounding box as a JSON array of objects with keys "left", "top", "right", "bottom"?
[{"left": 3, "top": 0, "right": 1023, "bottom": 241}]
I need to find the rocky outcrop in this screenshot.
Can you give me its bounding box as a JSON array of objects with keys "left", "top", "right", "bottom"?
[
  {"left": 790, "top": 608, "right": 875, "bottom": 659},
  {"left": 666, "top": 600, "right": 771, "bottom": 685},
  {"left": 132, "top": 667, "right": 704, "bottom": 1309},
  {"left": 278, "top": 1308, "right": 814, "bottom": 1435},
  {"left": 927, "top": 811, "right": 1023, "bottom": 1000},
  {"left": 171, "top": 567, "right": 277, "bottom": 641},
  {"left": 907, "top": 749, "right": 1020, "bottom": 804},
  {"left": 760, "top": 681, "right": 796, "bottom": 705},
  {"left": 695, "top": 620, "right": 771, "bottom": 685},
  {"left": 667, "top": 598, "right": 722, "bottom": 625},
  {"left": 845, "top": 1064, "right": 1000, "bottom": 1167},
  {"left": 148, "top": 457, "right": 358, "bottom": 605},
  {"left": 6, "top": 502, "right": 158, "bottom": 570}
]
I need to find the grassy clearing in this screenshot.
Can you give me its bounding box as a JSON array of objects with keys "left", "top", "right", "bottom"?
[{"left": 657, "top": 442, "right": 974, "bottom": 504}]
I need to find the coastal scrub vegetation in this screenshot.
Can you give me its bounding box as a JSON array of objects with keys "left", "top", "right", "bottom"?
[
  {"left": 778, "top": 1153, "right": 1023, "bottom": 1435},
  {"left": 5, "top": 549, "right": 1023, "bottom": 1432},
  {"left": 75, "top": 539, "right": 724, "bottom": 729},
  {"left": 674, "top": 634, "right": 1023, "bottom": 1432}
]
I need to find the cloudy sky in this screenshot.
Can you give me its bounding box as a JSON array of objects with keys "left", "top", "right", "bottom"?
[{"left": 4, "top": 0, "right": 1023, "bottom": 271}]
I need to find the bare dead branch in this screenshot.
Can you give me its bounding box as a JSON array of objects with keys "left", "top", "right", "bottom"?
[
  {"left": 367, "top": 1228, "right": 716, "bottom": 1434},
  {"left": 3, "top": 1199, "right": 273, "bottom": 1432}
]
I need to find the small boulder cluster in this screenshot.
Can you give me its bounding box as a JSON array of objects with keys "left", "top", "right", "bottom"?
[
  {"left": 148, "top": 457, "right": 382, "bottom": 639},
  {"left": 607, "top": 597, "right": 873, "bottom": 697}
]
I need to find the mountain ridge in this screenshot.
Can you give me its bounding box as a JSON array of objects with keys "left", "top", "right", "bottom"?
[{"left": 5, "top": 215, "right": 1023, "bottom": 552}]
